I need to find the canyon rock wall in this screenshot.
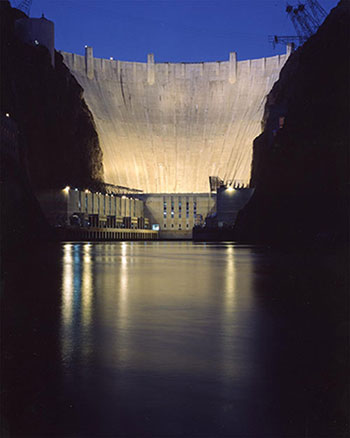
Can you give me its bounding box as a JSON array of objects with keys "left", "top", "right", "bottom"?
[
  {"left": 0, "top": 1, "right": 104, "bottom": 191},
  {"left": 233, "top": 0, "right": 349, "bottom": 245}
]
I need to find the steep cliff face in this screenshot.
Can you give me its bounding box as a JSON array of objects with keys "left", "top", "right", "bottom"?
[
  {"left": 0, "top": 1, "right": 104, "bottom": 191},
  {"left": 234, "top": 0, "right": 349, "bottom": 245}
]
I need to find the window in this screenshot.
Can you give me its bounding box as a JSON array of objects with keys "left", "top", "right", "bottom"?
[
  {"left": 78, "top": 192, "right": 81, "bottom": 212},
  {"left": 186, "top": 224, "right": 189, "bottom": 228},
  {"left": 179, "top": 224, "right": 182, "bottom": 229},
  {"left": 193, "top": 200, "right": 197, "bottom": 218},
  {"left": 163, "top": 198, "right": 167, "bottom": 218},
  {"left": 163, "top": 223, "right": 166, "bottom": 228},
  {"left": 85, "top": 193, "right": 88, "bottom": 211},
  {"left": 103, "top": 196, "right": 106, "bottom": 215},
  {"left": 171, "top": 197, "right": 174, "bottom": 217},
  {"left": 186, "top": 199, "right": 189, "bottom": 219},
  {"left": 171, "top": 224, "right": 174, "bottom": 228},
  {"left": 109, "top": 196, "right": 112, "bottom": 214}
]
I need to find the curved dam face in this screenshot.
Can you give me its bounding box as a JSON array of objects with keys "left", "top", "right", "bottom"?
[{"left": 61, "top": 49, "right": 289, "bottom": 193}]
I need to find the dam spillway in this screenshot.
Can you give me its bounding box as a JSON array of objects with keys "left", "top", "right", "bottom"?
[{"left": 61, "top": 49, "right": 289, "bottom": 193}]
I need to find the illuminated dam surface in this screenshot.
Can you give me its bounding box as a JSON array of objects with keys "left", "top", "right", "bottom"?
[
  {"left": 2, "top": 242, "right": 347, "bottom": 437},
  {"left": 62, "top": 51, "right": 289, "bottom": 192}
]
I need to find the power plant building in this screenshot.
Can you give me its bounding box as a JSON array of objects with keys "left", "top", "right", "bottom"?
[
  {"left": 58, "top": 47, "right": 290, "bottom": 238},
  {"left": 14, "top": 10, "right": 290, "bottom": 239}
]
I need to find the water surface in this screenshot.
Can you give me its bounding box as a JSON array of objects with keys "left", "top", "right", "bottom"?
[{"left": 2, "top": 242, "right": 348, "bottom": 437}]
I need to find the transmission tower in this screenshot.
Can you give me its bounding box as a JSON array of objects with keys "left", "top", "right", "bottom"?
[
  {"left": 268, "top": 35, "right": 305, "bottom": 49},
  {"left": 286, "top": 1, "right": 326, "bottom": 39},
  {"left": 16, "top": 0, "right": 32, "bottom": 16},
  {"left": 305, "top": 0, "right": 327, "bottom": 24},
  {"left": 269, "top": 0, "right": 327, "bottom": 49}
]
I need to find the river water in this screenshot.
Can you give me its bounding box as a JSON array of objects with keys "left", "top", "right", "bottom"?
[{"left": 1, "top": 242, "right": 348, "bottom": 437}]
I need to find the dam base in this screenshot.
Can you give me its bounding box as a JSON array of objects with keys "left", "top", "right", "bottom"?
[{"left": 56, "top": 226, "right": 158, "bottom": 241}]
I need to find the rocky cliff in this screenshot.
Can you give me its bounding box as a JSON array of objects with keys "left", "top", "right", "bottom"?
[
  {"left": 234, "top": 0, "right": 349, "bottom": 246},
  {"left": 0, "top": 1, "right": 104, "bottom": 249},
  {"left": 0, "top": 1, "right": 104, "bottom": 191}
]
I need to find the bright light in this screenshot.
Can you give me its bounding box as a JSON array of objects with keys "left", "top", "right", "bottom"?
[
  {"left": 85, "top": 45, "right": 88, "bottom": 48},
  {"left": 75, "top": 188, "right": 78, "bottom": 191},
  {"left": 34, "top": 40, "right": 39, "bottom": 45},
  {"left": 5, "top": 113, "right": 10, "bottom": 118},
  {"left": 110, "top": 57, "right": 113, "bottom": 60},
  {"left": 226, "top": 186, "right": 234, "bottom": 192},
  {"left": 63, "top": 186, "right": 70, "bottom": 193},
  {"left": 85, "top": 189, "right": 89, "bottom": 193}
]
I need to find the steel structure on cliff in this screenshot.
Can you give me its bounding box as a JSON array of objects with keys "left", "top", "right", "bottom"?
[
  {"left": 15, "top": 0, "right": 32, "bottom": 16},
  {"left": 269, "top": 0, "right": 327, "bottom": 48}
]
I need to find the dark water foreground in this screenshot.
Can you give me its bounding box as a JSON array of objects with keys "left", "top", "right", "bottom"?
[{"left": 1, "top": 242, "right": 348, "bottom": 437}]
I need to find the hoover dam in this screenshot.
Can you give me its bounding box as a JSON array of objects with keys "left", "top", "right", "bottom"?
[{"left": 61, "top": 48, "right": 291, "bottom": 193}]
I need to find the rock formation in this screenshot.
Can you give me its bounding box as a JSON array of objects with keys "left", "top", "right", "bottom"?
[
  {"left": 0, "top": 1, "right": 104, "bottom": 248},
  {"left": 234, "top": 0, "right": 349, "bottom": 246},
  {"left": 0, "top": 1, "right": 104, "bottom": 191}
]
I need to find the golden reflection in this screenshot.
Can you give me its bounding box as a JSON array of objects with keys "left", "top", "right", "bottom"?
[
  {"left": 121, "top": 241, "right": 127, "bottom": 267},
  {"left": 220, "top": 244, "right": 237, "bottom": 381},
  {"left": 82, "top": 244, "right": 92, "bottom": 327},
  {"left": 119, "top": 242, "right": 128, "bottom": 309},
  {"left": 61, "top": 242, "right": 94, "bottom": 366},
  {"left": 62, "top": 243, "right": 73, "bottom": 327},
  {"left": 225, "top": 245, "right": 236, "bottom": 316},
  {"left": 61, "top": 243, "right": 74, "bottom": 365},
  {"left": 116, "top": 242, "right": 129, "bottom": 366}
]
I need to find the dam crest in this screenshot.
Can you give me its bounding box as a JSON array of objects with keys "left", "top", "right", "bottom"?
[{"left": 61, "top": 47, "right": 290, "bottom": 193}]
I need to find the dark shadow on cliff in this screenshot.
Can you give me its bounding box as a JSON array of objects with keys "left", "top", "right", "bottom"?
[
  {"left": 0, "top": 1, "right": 105, "bottom": 252},
  {"left": 233, "top": 0, "right": 349, "bottom": 248}
]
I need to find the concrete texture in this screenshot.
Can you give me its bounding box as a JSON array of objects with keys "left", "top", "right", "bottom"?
[
  {"left": 61, "top": 49, "right": 289, "bottom": 193},
  {"left": 141, "top": 193, "right": 216, "bottom": 239}
]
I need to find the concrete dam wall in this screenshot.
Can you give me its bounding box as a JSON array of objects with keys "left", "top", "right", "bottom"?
[{"left": 61, "top": 48, "right": 290, "bottom": 193}]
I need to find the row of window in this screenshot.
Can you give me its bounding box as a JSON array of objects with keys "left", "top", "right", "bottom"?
[
  {"left": 78, "top": 192, "right": 139, "bottom": 217},
  {"left": 163, "top": 223, "right": 190, "bottom": 229},
  {"left": 163, "top": 198, "right": 197, "bottom": 219}
]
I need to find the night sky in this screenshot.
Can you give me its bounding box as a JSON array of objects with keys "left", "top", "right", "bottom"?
[{"left": 12, "top": 0, "right": 338, "bottom": 61}]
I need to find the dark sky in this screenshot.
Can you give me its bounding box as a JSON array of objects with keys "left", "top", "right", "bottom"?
[{"left": 13, "top": 0, "right": 338, "bottom": 62}]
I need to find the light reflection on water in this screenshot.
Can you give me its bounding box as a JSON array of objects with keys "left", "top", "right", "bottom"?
[
  {"left": 3, "top": 241, "right": 347, "bottom": 437},
  {"left": 61, "top": 243, "right": 94, "bottom": 367},
  {"left": 60, "top": 242, "right": 258, "bottom": 391},
  {"left": 53, "top": 242, "right": 348, "bottom": 437}
]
